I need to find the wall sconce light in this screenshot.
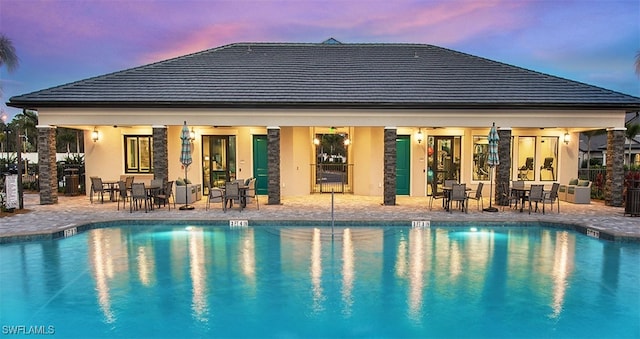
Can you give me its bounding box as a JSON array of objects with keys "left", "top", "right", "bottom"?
[
  {"left": 313, "top": 137, "right": 320, "bottom": 145},
  {"left": 416, "top": 128, "right": 424, "bottom": 144},
  {"left": 344, "top": 138, "right": 351, "bottom": 146},
  {"left": 91, "top": 128, "right": 99, "bottom": 142},
  {"left": 190, "top": 128, "right": 196, "bottom": 141},
  {"left": 563, "top": 132, "right": 570, "bottom": 145}
]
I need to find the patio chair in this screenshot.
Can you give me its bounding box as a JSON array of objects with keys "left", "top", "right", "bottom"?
[
  {"left": 130, "top": 183, "right": 151, "bottom": 213},
  {"left": 90, "top": 176, "right": 112, "bottom": 204},
  {"left": 500, "top": 182, "right": 520, "bottom": 211},
  {"left": 116, "top": 180, "right": 130, "bottom": 211},
  {"left": 449, "top": 183, "right": 468, "bottom": 213},
  {"left": 528, "top": 184, "right": 545, "bottom": 214},
  {"left": 155, "top": 181, "right": 175, "bottom": 210},
  {"left": 542, "top": 182, "right": 560, "bottom": 213},
  {"left": 224, "top": 181, "right": 242, "bottom": 212},
  {"left": 205, "top": 182, "right": 224, "bottom": 211},
  {"left": 125, "top": 176, "right": 135, "bottom": 189},
  {"left": 467, "top": 182, "right": 484, "bottom": 211},
  {"left": 245, "top": 178, "right": 259, "bottom": 210},
  {"left": 429, "top": 181, "right": 446, "bottom": 210}
]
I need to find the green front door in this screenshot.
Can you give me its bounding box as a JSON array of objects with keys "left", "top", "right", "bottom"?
[
  {"left": 253, "top": 135, "right": 268, "bottom": 195},
  {"left": 396, "top": 135, "right": 410, "bottom": 195}
]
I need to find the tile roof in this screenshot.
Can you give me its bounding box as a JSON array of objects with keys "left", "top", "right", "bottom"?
[{"left": 8, "top": 42, "right": 640, "bottom": 110}]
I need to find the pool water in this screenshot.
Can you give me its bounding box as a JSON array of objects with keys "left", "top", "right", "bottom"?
[{"left": 1, "top": 225, "right": 639, "bottom": 338}]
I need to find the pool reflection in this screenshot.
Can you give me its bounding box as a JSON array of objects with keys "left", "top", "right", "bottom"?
[{"left": 7, "top": 227, "right": 635, "bottom": 336}]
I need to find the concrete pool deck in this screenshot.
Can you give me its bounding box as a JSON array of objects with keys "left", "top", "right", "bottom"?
[{"left": 1, "top": 193, "right": 638, "bottom": 243}]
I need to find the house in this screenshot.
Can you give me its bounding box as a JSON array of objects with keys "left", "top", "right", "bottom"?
[{"left": 8, "top": 40, "right": 640, "bottom": 207}]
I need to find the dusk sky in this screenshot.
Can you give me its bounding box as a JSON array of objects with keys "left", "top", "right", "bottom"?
[{"left": 1, "top": 0, "right": 638, "bottom": 120}]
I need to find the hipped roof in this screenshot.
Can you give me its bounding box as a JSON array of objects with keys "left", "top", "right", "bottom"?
[{"left": 9, "top": 42, "right": 640, "bottom": 110}]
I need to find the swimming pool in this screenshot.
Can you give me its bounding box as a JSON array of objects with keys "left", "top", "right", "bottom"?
[{"left": 1, "top": 224, "right": 638, "bottom": 338}]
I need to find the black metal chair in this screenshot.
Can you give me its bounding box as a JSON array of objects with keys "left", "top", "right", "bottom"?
[
  {"left": 528, "top": 184, "right": 545, "bottom": 214},
  {"left": 223, "top": 181, "right": 241, "bottom": 212},
  {"left": 542, "top": 182, "right": 560, "bottom": 213},
  {"left": 468, "top": 182, "right": 484, "bottom": 211},
  {"left": 449, "top": 183, "right": 468, "bottom": 213}
]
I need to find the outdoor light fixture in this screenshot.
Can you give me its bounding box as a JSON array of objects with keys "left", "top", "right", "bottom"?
[
  {"left": 563, "top": 132, "right": 570, "bottom": 145},
  {"left": 416, "top": 128, "right": 424, "bottom": 144},
  {"left": 344, "top": 138, "right": 351, "bottom": 146},
  {"left": 313, "top": 137, "right": 320, "bottom": 145},
  {"left": 91, "top": 128, "right": 99, "bottom": 142},
  {"left": 190, "top": 128, "right": 196, "bottom": 141}
]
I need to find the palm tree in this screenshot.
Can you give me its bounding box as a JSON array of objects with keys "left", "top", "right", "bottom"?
[
  {"left": 582, "top": 129, "right": 606, "bottom": 171},
  {"left": 11, "top": 109, "right": 38, "bottom": 151},
  {"left": 0, "top": 34, "right": 19, "bottom": 73},
  {"left": 625, "top": 123, "right": 640, "bottom": 166}
]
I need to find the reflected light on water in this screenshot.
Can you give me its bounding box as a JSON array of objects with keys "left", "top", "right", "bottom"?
[
  {"left": 408, "top": 228, "right": 426, "bottom": 321},
  {"left": 137, "top": 246, "right": 155, "bottom": 286},
  {"left": 341, "top": 228, "right": 354, "bottom": 316},
  {"left": 188, "top": 228, "right": 208, "bottom": 322},
  {"left": 240, "top": 229, "right": 256, "bottom": 292},
  {"left": 550, "top": 231, "right": 574, "bottom": 318},
  {"left": 88, "top": 229, "right": 126, "bottom": 324},
  {"left": 310, "top": 228, "right": 324, "bottom": 313}
]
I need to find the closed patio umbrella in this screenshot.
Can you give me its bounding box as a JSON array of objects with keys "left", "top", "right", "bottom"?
[
  {"left": 179, "top": 121, "right": 195, "bottom": 210},
  {"left": 484, "top": 122, "right": 500, "bottom": 212}
]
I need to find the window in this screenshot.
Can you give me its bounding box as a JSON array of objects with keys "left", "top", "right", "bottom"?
[
  {"left": 517, "top": 137, "right": 535, "bottom": 181},
  {"left": 472, "top": 136, "right": 489, "bottom": 181},
  {"left": 539, "top": 137, "right": 558, "bottom": 181},
  {"left": 125, "top": 135, "right": 153, "bottom": 173}
]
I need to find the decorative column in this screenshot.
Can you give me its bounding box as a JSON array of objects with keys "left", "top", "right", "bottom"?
[
  {"left": 267, "top": 127, "right": 281, "bottom": 205},
  {"left": 152, "top": 125, "right": 168, "bottom": 182},
  {"left": 383, "top": 127, "right": 397, "bottom": 206},
  {"left": 37, "top": 125, "right": 58, "bottom": 205},
  {"left": 495, "top": 127, "right": 512, "bottom": 206},
  {"left": 605, "top": 128, "right": 625, "bottom": 207}
]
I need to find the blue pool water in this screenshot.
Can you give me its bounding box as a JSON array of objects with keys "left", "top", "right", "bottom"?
[{"left": 1, "top": 225, "right": 639, "bottom": 338}]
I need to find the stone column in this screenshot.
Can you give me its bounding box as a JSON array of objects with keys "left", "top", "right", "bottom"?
[
  {"left": 495, "top": 127, "right": 512, "bottom": 206},
  {"left": 267, "top": 127, "right": 281, "bottom": 205},
  {"left": 152, "top": 125, "right": 168, "bottom": 182},
  {"left": 383, "top": 127, "right": 397, "bottom": 206},
  {"left": 37, "top": 125, "right": 58, "bottom": 205},
  {"left": 605, "top": 128, "right": 625, "bottom": 207}
]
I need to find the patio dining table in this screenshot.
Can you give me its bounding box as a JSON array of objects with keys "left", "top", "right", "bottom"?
[{"left": 510, "top": 186, "right": 532, "bottom": 212}]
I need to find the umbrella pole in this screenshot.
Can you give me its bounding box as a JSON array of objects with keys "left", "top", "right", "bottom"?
[
  {"left": 483, "top": 166, "right": 499, "bottom": 212},
  {"left": 179, "top": 165, "right": 195, "bottom": 210}
]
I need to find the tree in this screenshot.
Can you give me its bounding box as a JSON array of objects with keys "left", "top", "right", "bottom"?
[
  {"left": 11, "top": 109, "right": 38, "bottom": 152},
  {"left": 0, "top": 33, "right": 19, "bottom": 96},
  {"left": 625, "top": 123, "right": 640, "bottom": 166},
  {"left": 582, "top": 129, "right": 606, "bottom": 171},
  {"left": 0, "top": 34, "right": 18, "bottom": 73}
]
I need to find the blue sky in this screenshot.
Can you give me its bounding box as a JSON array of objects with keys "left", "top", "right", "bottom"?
[{"left": 1, "top": 0, "right": 638, "bottom": 120}]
